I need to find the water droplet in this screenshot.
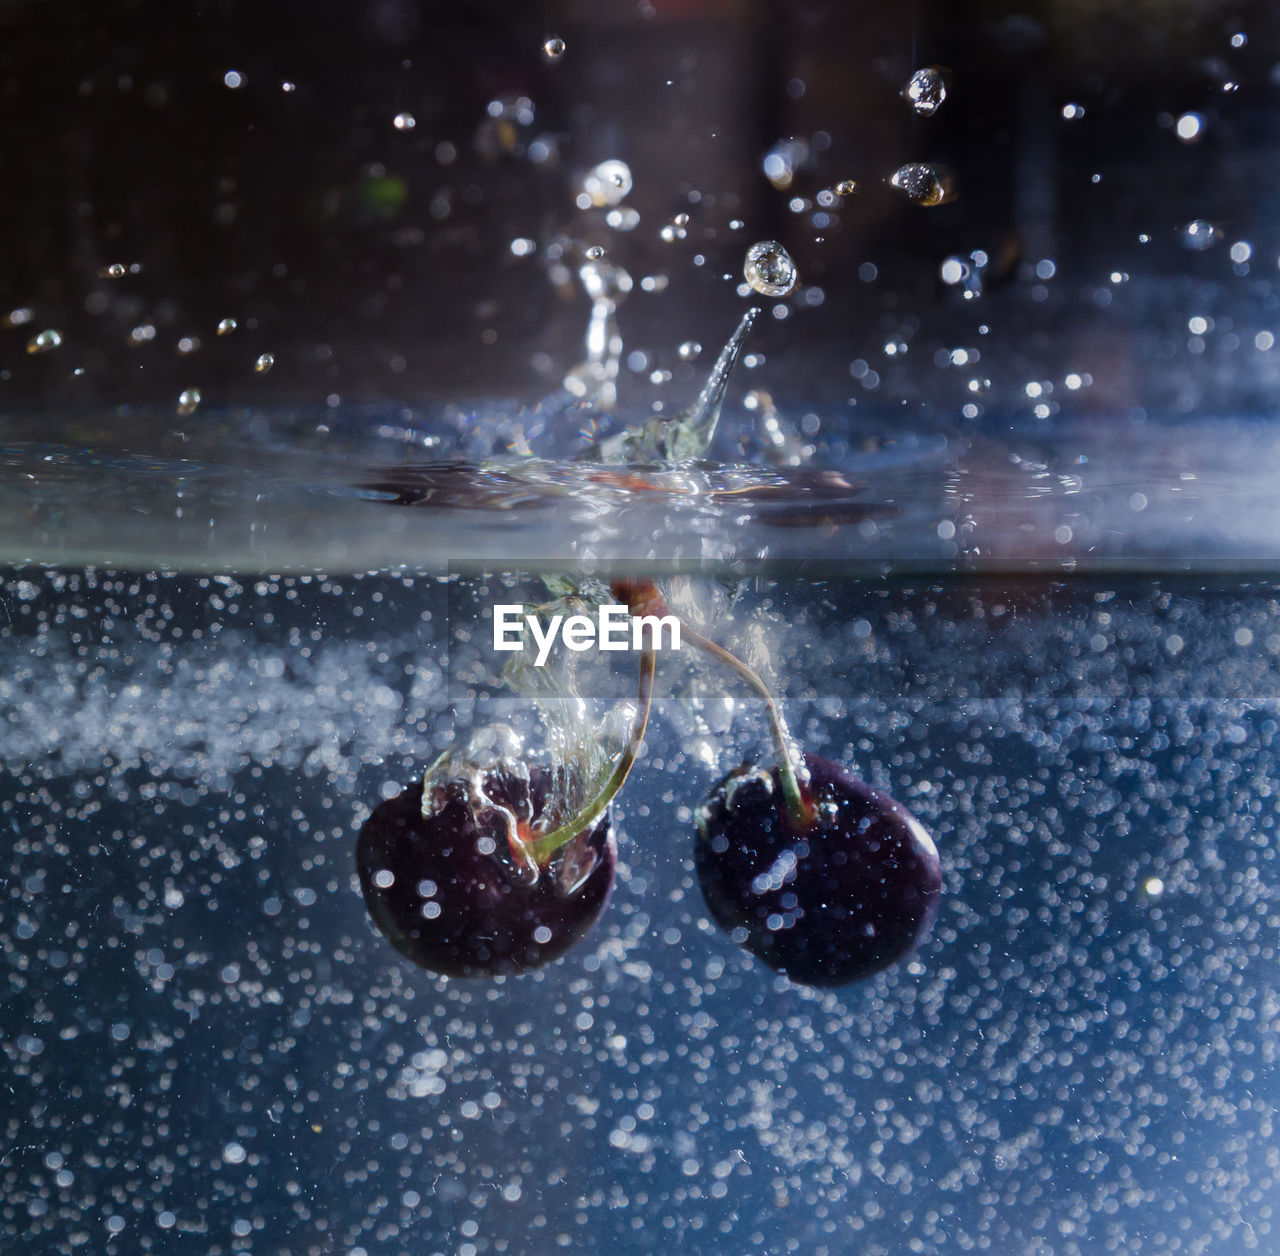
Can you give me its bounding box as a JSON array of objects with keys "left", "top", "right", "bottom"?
[
  {"left": 254, "top": 353, "right": 275, "bottom": 374},
  {"left": 98, "top": 263, "right": 127, "bottom": 279},
  {"left": 904, "top": 66, "right": 948, "bottom": 116},
  {"left": 890, "top": 162, "right": 951, "bottom": 206},
  {"left": 216, "top": 317, "right": 238, "bottom": 336},
  {"left": 762, "top": 139, "right": 808, "bottom": 191},
  {"left": 744, "top": 240, "right": 798, "bottom": 298},
  {"left": 1179, "top": 219, "right": 1221, "bottom": 251},
  {"left": 177, "top": 388, "right": 201, "bottom": 416},
  {"left": 585, "top": 245, "right": 605, "bottom": 261},
  {"left": 1175, "top": 112, "right": 1204, "bottom": 142},
  {"left": 393, "top": 111, "right": 415, "bottom": 131},
  {"left": 834, "top": 179, "right": 858, "bottom": 197},
  {"left": 25, "top": 329, "right": 62, "bottom": 355},
  {"left": 678, "top": 341, "right": 702, "bottom": 361},
  {"left": 579, "top": 159, "right": 632, "bottom": 208},
  {"left": 542, "top": 36, "right": 566, "bottom": 62}
]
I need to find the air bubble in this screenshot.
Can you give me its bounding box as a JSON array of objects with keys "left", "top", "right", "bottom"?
[
  {"left": 177, "top": 388, "right": 201, "bottom": 416},
  {"left": 542, "top": 36, "right": 566, "bottom": 62},
  {"left": 217, "top": 317, "right": 238, "bottom": 336},
  {"left": 393, "top": 112, "right": 415, "bottom": 131},
  {"left": 891, "top": 163, "right": 951, "bottom": 206},
  {"left": 98, "top": 263, "right": 127, "bottom": 279},
  {"left": 743, "top": 240, "right": 798, "bottom": 298},
  {"left": 254, "top": 353, "right": 275, "bottom": 374},
  {"left": 904, "top": 67, "right": 948, "bottom": 116},
  {"left": 834, "top": 179, "right": 858, "bottom": 197},
  {"left": 26, "top": 329, "right": 62, "bottom": 355},
  {"left": 585, "top": 245, "right": 605, "bottom": 261},
  {"left": 678, "top": 341, "right": 702, "bottom": 361}
]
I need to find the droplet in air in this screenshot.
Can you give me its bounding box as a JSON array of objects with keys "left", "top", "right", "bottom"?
[
  {"left": 216, "top": 318, "right": 238, "bottom": 336},
  {"left": 678, "top": 341, "right": 701, "bottom": 361},
  {"left": 26, "top": 329, "right": 62, "bottom": 355},
  {"left": 542, "top": 36, "right": 566, "bottom": 62},
  {"left": 762, "top": 139, "right": 808, "bottom": 191},
  {"left": 890, "top": 163, "right": 953, "bottom": 206},
  {"left": 177, "top": 388, "right": 201, "bottom": 416},
  {"left": 254, "top": 353, "right": 275, "bottom": 374},
  {"left": 1175, "top": 112, "right": 1204, "bottom": 142},
  {"left": 1179, "top": 219, "right": 1221, "bottom": 251},
  {"left": 904, "top": 67, "right": 948, "bottom": 116},
  {"left": 99, "top": 263, "right": 127, "bottom": 279},
  {"left": 393, "top": 112, "right": 416, "bottom": 131},
  {"left": 585, "top": 245, "right": 605, "bottom": 260},
  {"left": 834, "top": 179, "right": 858, "bottom": 197},
  {"left": 744, "top": 240, "right": 798, "bottom": 298},
  {"left": 578, "top": 159, "right": 632, "bottom": 208}
]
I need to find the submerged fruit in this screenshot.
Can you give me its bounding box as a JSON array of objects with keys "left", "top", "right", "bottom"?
[
  {"left": 695, "top": 754, "right": 941, "bottom": 987},
  {"left": 357, "top": 765, "right": 615, "bottom": 977}
]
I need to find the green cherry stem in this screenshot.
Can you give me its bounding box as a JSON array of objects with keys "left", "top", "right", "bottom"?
[
  {"left": 610, "top": 579, "right": 814, "bottom": 831},
  {"left": 526, "top": 646, "right": 655, "bottom": 864}
]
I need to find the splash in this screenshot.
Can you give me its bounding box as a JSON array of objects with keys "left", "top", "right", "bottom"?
[{"left": 590, "top": 307, "right": 759, "bottom": 462}]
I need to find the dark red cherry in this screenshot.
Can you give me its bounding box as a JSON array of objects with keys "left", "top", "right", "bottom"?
[
  {"left": 357, "top": 765, "right": 616, "bottom": 977},
  {"left": 695, "top": 754, "right": 941, "bottom": 987}
]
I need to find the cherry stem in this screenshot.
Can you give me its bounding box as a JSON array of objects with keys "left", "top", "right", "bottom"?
[
  {"left": 526, "top": 646, "right": 655, "bottom": 864},
  {"left": 610, "top": 579, "right": 814, "bottom": 831}
]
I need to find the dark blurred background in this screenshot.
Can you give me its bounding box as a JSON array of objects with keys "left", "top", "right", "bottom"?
[{"left": 0, "top": 0, "right": 1275, "bottom": 421}]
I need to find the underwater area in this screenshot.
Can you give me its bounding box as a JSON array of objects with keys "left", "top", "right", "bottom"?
[{"left": 2, "top": 2, "right": 1279, "bottom": 1254}]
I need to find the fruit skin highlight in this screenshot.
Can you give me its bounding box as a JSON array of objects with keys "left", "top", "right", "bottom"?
[
  {"left": 357, "top": 766, "right": 616, "bottom": 978},
  {"left": 695, "top": 754, "right": 941, "bottom": 988}
]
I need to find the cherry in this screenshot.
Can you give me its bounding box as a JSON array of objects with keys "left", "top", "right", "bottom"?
[
  {"left": 695, "top": 754, "right": 941, "bottom": 987},
  {"left": 357, "top": 764, "right": 616, "bottom": 978}
]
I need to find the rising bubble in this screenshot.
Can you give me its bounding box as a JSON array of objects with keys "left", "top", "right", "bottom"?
[
  {"left": 904, "top": 66, "right": 948, "bottom": 116},
  {"left": 677, "top": 341, "right": 701, "bottom": 361},
  {"left": 542, "top": 36, "right": 566, "bottom": 62},
  {"left": 393, "top": 112, "right": 415, "bottom": 131},
  {"left": 254, "top": 353, "right": 275, "bottom": 374},
  {"left": 217, "top": 318, "right": 238, "bottom": 336},
  {"left": 98, "top": 263, "right": 127, "bottom": 279},
  {"left": 177, "top": 388, "right": 201, "bottom": 416},
  {"left": 743, "top": 241, "right": 798, "bottom": 298}
]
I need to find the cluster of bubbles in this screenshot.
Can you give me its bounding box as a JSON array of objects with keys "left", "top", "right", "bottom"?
[{"left": 3, "top": 570, "right": 1278, "bottom": 1253}]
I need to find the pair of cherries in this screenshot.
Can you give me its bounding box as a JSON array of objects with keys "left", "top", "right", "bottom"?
[{"left": 356, "top": 580, "right": 941, "bottom": 989}]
